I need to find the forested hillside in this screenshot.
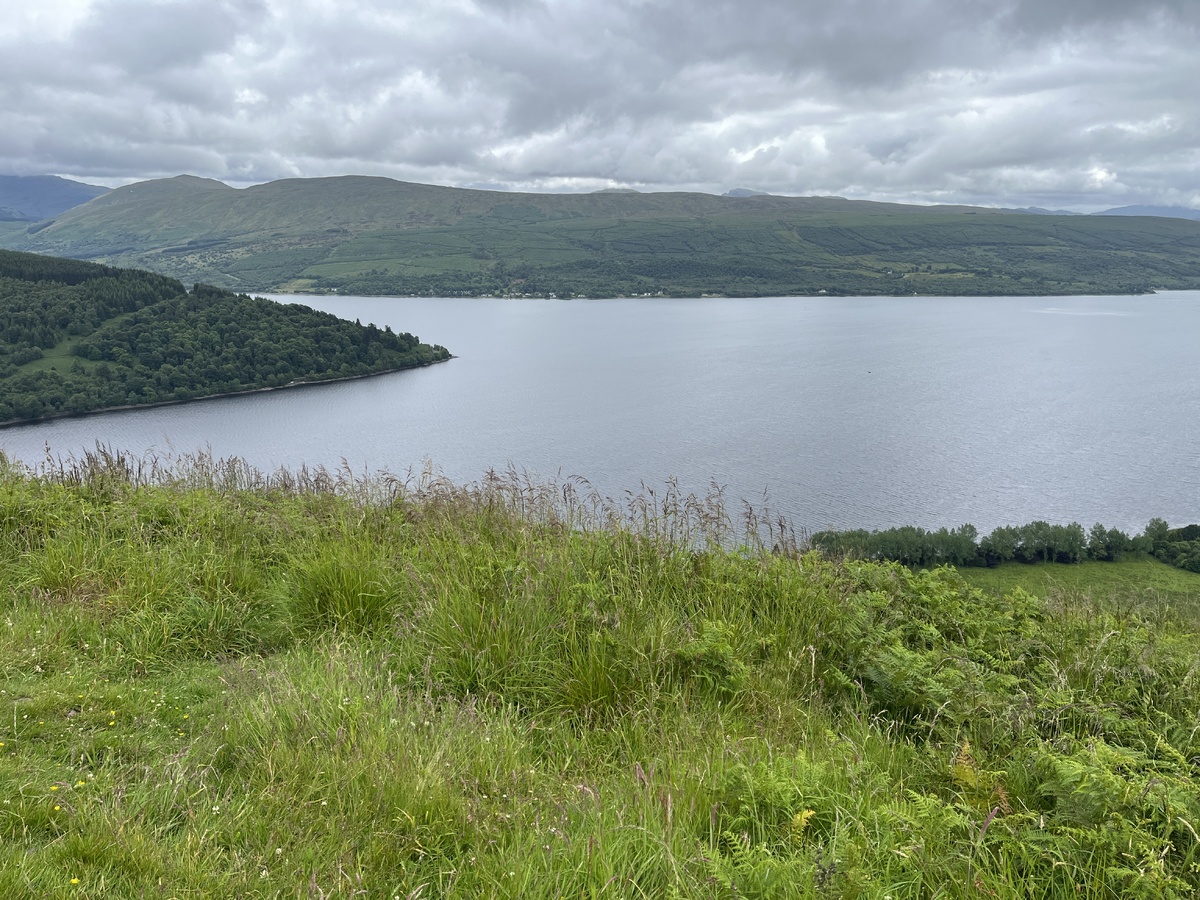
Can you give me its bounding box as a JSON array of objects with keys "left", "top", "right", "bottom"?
[
  {"left": 0, "top": 250, "right": 449, "bottom": 424},
  {"left": 5, "top": 174, "right": 1200, "bottom": 297}
]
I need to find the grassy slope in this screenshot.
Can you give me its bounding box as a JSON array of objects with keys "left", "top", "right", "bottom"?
[
  {"left": 5, "top": 175, "right": 1200, "bottom": 296},
  {"left": 960, "top": 557, "right": 1200, "bottom": 613},
  {"left": 2, "top": 453, "right": 1198, "bottom": 899}
]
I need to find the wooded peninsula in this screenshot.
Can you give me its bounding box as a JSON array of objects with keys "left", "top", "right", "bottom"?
[{"left": 0, "top": 250, "right": 449, "bottom": 424}]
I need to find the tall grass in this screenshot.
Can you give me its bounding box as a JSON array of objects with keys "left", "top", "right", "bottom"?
[{"left": 1, "top": 448, "right": 1198, "bottom": 897}]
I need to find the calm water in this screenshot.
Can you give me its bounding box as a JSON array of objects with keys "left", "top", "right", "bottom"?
[{"left": 1, "top": 292, "right": 1198, "bottom": 534}]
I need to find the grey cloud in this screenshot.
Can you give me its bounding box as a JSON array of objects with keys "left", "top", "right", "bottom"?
[
  {"left": 0, "top": 0, "right": 1197, "bottom": 210},
  {"left": 999, "top": 0, "right": 1200, "bottom": 34},
  {"left": 73, "top": 0, "right": 267, "bottom": 76}
]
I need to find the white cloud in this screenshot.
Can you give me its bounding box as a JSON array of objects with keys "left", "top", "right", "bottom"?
[{"left": 0, "top": 0, "right": 1196, "bottom": 209}]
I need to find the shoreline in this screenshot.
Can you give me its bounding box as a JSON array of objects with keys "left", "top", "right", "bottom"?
[
  {"left": 0, "top": 354, "right": 454, "bottom": 431},
  {"left": 269, "top": 287, "right": 1166, "bottom": 300}
]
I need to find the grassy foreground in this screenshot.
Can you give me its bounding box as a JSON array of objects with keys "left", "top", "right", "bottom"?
[{"left": 2, "top": 452, "right": 1199, "bottom": 898}]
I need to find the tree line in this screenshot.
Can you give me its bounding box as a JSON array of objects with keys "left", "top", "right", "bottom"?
[{"left": 811, "top": 518, "right": 1200, "bottom": 574}]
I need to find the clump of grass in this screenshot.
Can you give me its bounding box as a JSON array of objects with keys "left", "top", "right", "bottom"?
[
  {"left": 281, "top": 544, "right": 400, "bottom": 633},
  {"left": 1, "top": 448, "right": 1198, "bottom": 898}
]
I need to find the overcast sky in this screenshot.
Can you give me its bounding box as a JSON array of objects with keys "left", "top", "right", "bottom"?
[{"left": 1, "top": 0, "right": 1198, "bottom": 210}]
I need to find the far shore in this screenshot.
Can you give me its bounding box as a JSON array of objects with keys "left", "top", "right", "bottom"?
[{"left": 0, "top": 354, "right": 454, "bottom": 431}]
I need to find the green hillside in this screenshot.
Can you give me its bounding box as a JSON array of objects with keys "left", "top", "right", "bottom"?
[
  {"left": 2, "top": 456, "right": 1199, "bottom": 897},
  {"left": 0, "top": 250, "right": 449, "bottom": 424},
  {"left": 4, "top": 175, "right": 1200, "bottom": 296}
]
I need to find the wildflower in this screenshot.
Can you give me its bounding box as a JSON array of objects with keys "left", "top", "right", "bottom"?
[
  {"left": 50, "top": 786, "right": 59, "bottom": 792},
  {"left": 54, "top": 805, "right": 61, "bottom": 811},
  {"left": 71, "top": 878, "right": 80, "bottom": 885}
]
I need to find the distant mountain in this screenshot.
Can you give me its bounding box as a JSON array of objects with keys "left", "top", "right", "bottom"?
[
  {"left": 0, "top": 175, "right": 109, "bottom": 221},
  {"left": 1094, "top": 205, "right": 1200, "bottom": 221},
  {"left": 723, "top": 188, "right": 771, "bottom": 198},
  {"left": 3, "top": 174, "right": 1200, "bottom": 298},
  {"left": 1015, "top": 207, "right": 1082, "bottom": 216}
]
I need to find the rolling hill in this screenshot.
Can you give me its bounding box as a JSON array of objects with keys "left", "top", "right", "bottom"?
[{"left": 4, "top": 174, "right": 1200, "bottom": 297}]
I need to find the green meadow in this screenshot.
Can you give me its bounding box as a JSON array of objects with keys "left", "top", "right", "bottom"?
[
  {"left": 2, "top": 451, "right": 1199, "bottom": 898},
  {"left": 960, "top": 558, "right": 1200, "bottom": 622}
]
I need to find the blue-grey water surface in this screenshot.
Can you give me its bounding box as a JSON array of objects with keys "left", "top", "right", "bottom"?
[{"left": 1, "top": 292, "right": 1197, "bottom": 534}]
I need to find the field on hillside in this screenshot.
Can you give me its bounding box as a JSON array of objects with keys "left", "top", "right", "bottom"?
[
  {"left": 960, "top": 558, "right": 1200, "bottom": 619},
  {"left": 2, "top": 451, "right": 1198, "bottom": 898}
]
